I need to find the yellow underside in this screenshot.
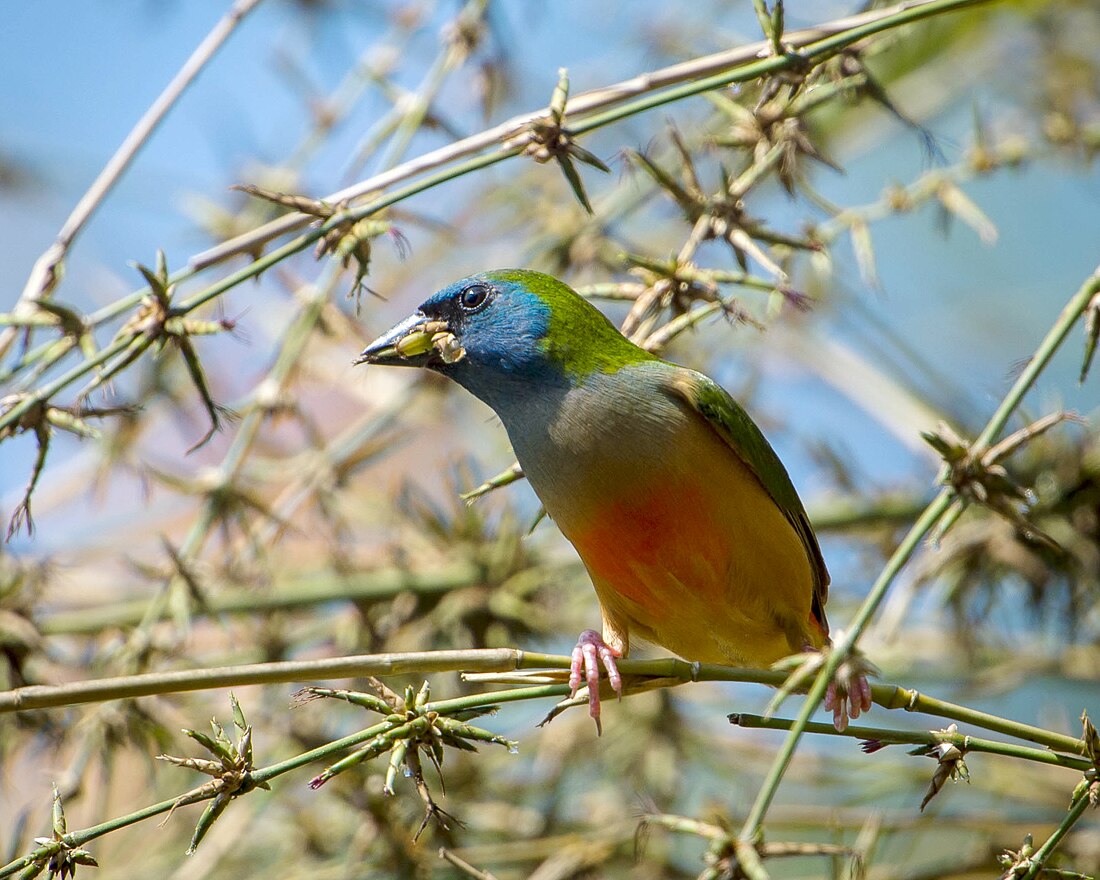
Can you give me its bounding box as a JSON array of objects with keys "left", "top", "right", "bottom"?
[{"left": 555, "top": 410, "right": 822, "bottom": 667}]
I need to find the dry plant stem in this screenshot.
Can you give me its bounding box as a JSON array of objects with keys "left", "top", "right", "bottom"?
[
  {"left": 373, "top": 0, "right": 488, "bottom": 172},
  {"left": 0, "top": 0, "right": 996, "bottom": 436},
  {"left": 729, "top": 714, "right": 1093, "bottom": 771},
  {"left": 126, "top": 267, "right": 340, "bottom": 645},
  {"left": 0, "top": 0, "right": 991, "bottom": 426},
  {"left": 736, "top": 841, "right": 769, "bottom": 880},
  {"left": 0, "top": 148, "right": 503, "bottom": 435},
  {"left": 190, "top": 0, "right": 984, "bottom": 272},
  {"left": 309, "top": 7, "right": 458, "bottom": 174},
  {"left": 737, "top": 263, "right": 1100, "bottom": 849},
  {"left": 738, "top": 490, "right": 951, "bottom": 849},
  {"left": 572, "top": 0, "right": 989, "bottom": 136},
  {"left": 0, "top": 714, "right": 395, "bottom": 878},
  {"left": 3, "top": 0, "right": 265, "bottom": 359},
  {"left": 341, "top": 0, "right": 485, "bottom": 177},
  {"left": 811, "top": 143, "right": 1020, "bottom": 246},
  {"left": 438, "top": 848, "right": 501, "bottom": 880}
]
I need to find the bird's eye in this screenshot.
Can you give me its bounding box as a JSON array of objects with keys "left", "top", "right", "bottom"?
[{"left": 458, "top": 283, "right": 490, "bottom": 311}]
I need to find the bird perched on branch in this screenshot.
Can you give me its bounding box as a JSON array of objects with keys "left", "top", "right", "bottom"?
[{"left": 356, "top": 269, "right": 871, "bottom": 730}]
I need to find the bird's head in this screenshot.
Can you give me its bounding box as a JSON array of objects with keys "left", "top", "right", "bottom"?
[{"left": 355, "top": 269, "right": 651, "bottom": 407}]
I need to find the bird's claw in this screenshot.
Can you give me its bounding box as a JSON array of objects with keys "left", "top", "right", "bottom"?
[
  {"left": 569, "top": 629, "right": 623, "bottom": 735},
  {"left": 823, "top": 668, "right": 873, "bottom": 732}
]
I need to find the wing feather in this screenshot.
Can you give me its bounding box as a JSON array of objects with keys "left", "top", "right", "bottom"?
[{"left": 663, "top": 370, "right": 831, "bottom": 634}]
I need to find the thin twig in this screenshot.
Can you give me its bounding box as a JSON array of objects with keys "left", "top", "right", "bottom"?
[
  {"left": 4, "top": 0, "right": 265, "bottom": 358},
  {"left": 728, "top": 713, "right": 1093, "bottom": 771},
  {"left": 188, "top": 0, "right": 992, "bottom": 273},
  {"left": 0, "top": 0, "right": 997, "bottom": 440},
  {"left": 438, "top": 848, "right": 501, "bottom": 880},
  {"left": 37, "top": 564, "right": 484, "bottom": 636},
  {"left": 1, "top": 661, "right": 1090, "bottom": 876}
]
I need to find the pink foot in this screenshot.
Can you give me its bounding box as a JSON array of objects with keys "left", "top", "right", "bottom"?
[
  {"left": 569, "top": 629, "right": 623, "bottom": 735},
  {"left": 824, "top": 671, "right": 873, "bottom": 732}
]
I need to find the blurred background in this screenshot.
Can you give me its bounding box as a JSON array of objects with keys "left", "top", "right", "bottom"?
[{"left": 1, "top": 1, "right": 1098, "bottom": 877}]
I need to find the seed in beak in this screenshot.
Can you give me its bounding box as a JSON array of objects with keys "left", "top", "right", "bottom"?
[
  {"left": 432, "top": 332, "right": 466, "bottom": 364},
  {"left": 395, "top": 329, "right": 434, "bottom": 358}
]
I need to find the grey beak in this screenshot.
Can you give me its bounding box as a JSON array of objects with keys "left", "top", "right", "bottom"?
[{"left": 354, "top": 311, "right": 433, "bottom": 366}]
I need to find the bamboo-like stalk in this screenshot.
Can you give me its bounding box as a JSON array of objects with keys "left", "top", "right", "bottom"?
[
  {"left": 2, "top": 649, "right": 1089, "bottom": 761},
  {"left": 189, "top": 0, "right": 992, "bottom": 273},
  {"left": 0, "top": 649, "right": 524, "bottom": 713},
  {"left": 37, "top": 564, "right": 484, "bottom": 636},
  {"left": 737, "top": 264, "right": 1100, "bottom": 847},
  {"left": 0, "top": 711, "right": 394, "bottom": 880},
  {"left": 4, "top": 3, "right": 1088, "bottom": 874},
  {"left": 738, "top": 490, "right": 954, "bottom": 848},
  {"left": 0, "top": 651, "right": 1090, "bottom": 878},
  {"left": 729, "top": 713, "right": 1093, "bottom": 771},
  {"left": 113, "top": 265, "right": 342, "bottom": 652},
  {"left": 4, "top": 0, "right": 266, "bottom": 356},
  {"left": 0, "top": 147, "right": 504, "bottom": 434},
  {"left": 0, "top": 680, "right": 576, "bottom": 879},
  {"left": 868, "top": 684, "right": 1086, "bottom": 756},
  {"left": 1019, "top": 786, "right": 1095, "bottom": 880}
]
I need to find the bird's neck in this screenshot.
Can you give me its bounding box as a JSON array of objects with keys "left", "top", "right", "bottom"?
[{"left": 444, "top": 358, "right": 571, "bottom": 423}]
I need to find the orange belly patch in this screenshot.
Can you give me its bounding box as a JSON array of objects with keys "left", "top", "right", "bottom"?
[
  {"left": 557, "top": 435, "right": 818, "bottom": 666},
  {"left": 569, "top": 484, "right": 726, "bottom": 609}
]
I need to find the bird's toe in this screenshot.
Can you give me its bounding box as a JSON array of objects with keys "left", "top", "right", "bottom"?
[{"left": 569, "top": 629, "right": 623, "bottom": 736}]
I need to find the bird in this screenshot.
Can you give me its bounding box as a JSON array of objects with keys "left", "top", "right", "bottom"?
[{"left": 355, "top": 269, "right": 871, "bottom": 731}]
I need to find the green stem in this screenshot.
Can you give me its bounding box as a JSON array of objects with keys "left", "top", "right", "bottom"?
[
  {"left": 0, "top": 649, "right": 523, "bottom": 713},
  {"left": 182, "top": 148, "right": 511, "bottom": 314},
  {"left": 738, "top": 489, "right": 954, "bottom": 841},
  {"left": 38, "top": 564, "right": 482, "bottom": 636},
  {"left": 0, "top": 716, "right": 392, "bottom": 878},
  {"left": 972, "top": 265, "right": 1100, "bottom": 454},
  {"left": 87, "top": 265, "right": 341, "bottom": 652},
  {"left": 729, "top": 713, "right": 1092, "bottom": 771},
  {"left": 425, "top": 683, "right": 572, "bottom": 716},
  {"left": 0, "top": 796, "right": 187, "bottom": 878},
  {"left": 808, "top": 493, "right": 926, "bottom": 531},
  {"left": 570, "top": 0, "right": 994, "bottom": 135},
  {"left": 4, "top": 650, "right": 1087, "bottom": 761},
  {"left": 0, "top": 661, "right": 1089, "bottom": 878},
  {"left": 0, "top": 332, "right": 137, "bottom": 434},
  {"left": 738, "top": 263, "right": 1100, "bottom": 842},
  {"left": 0, "top": 683, "right": 562, "bottom": 878},
  {"left": 871, "top": 683, "right": 1086, "bottom": 755},
  {"left": 1020, "top": 786, "right": 1094, "bottom": 880}
]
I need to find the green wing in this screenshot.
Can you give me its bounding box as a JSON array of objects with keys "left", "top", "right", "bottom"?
[{"left": 664, "top": 370, "right": 831, "bottom": 632}]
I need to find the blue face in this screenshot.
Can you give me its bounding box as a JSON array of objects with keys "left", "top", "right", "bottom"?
[{"left": 415, "top": 273, "right": 566, "bottom": 408}]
